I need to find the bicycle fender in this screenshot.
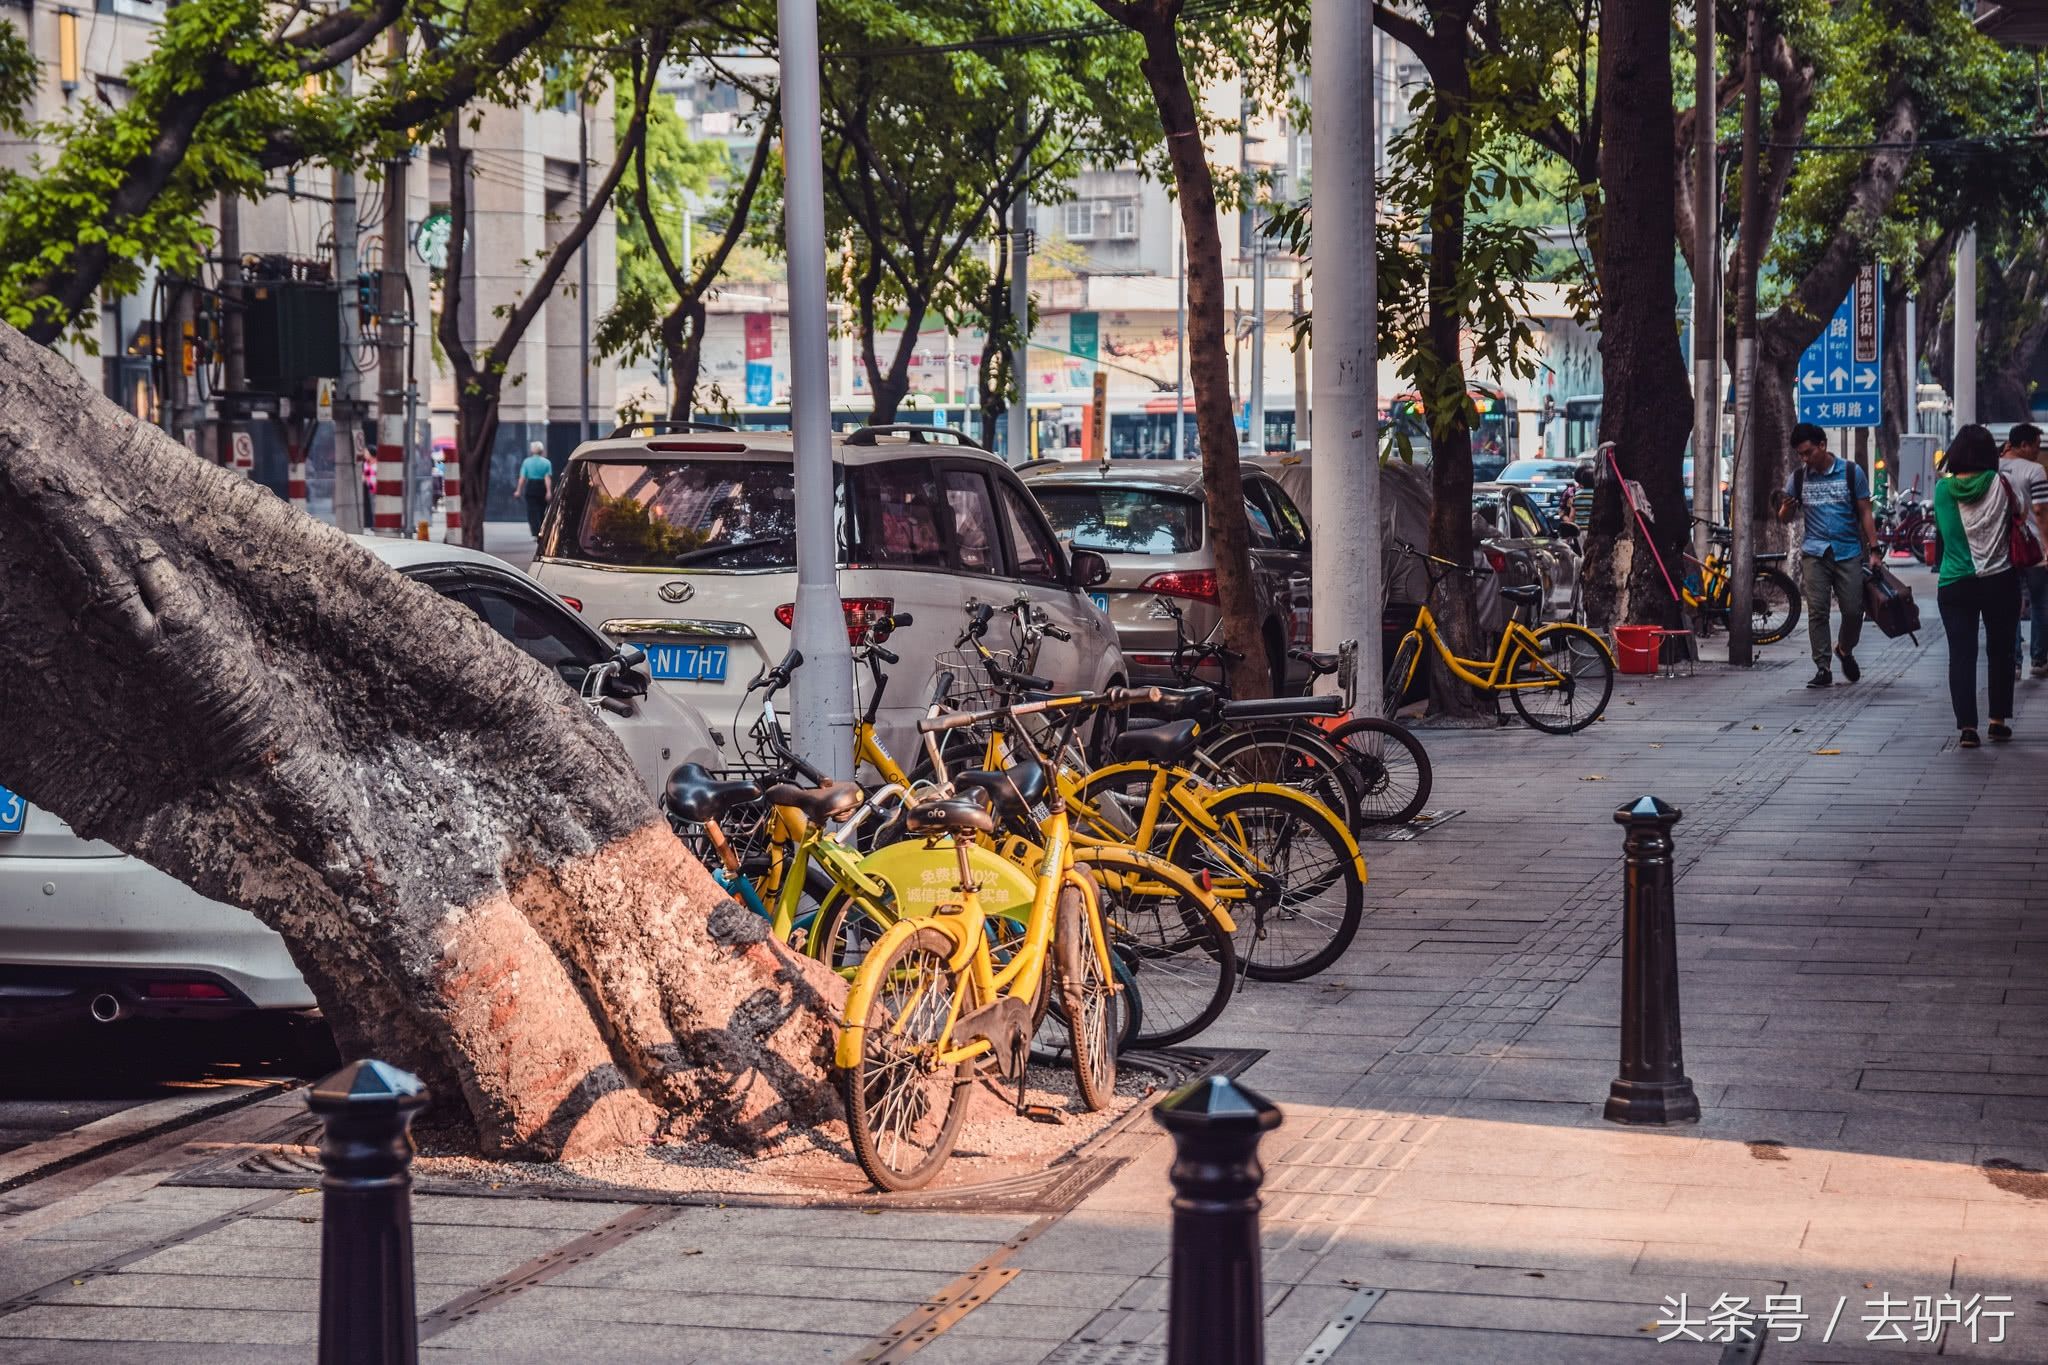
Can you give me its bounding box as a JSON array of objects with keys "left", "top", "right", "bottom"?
[
  {"left": 1209, "top": 781, "right": 1371, "bottom": 884},
  {"left": 834, "top": 914, "right": 977, "bottom": 1071}
]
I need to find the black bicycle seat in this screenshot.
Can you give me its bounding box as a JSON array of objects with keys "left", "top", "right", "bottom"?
[
  {"left": 1500, "top": 584, "right": 1543, "bottom": 606},
  {"left": 1110, "top": 718, "right": 1201, "bottom": 766},
  {"left": 762, "top": 781, "right": 863, "bottom": 824},
  {"left": 1289, "top": 646, "right": 1341, "bottom": 675},
  {"left": 1218, "top": 694, "right": 1344, "bottom": 722},
  {"left": 952, "top": 761, "right": 1049, "bottom": 818},
  {"left": 662, "top": 763, "right": 762, "bottom": 823},
  {"left": 1132, "top": 686, "right": 1218, "bottom": 724},
  {"left": 905, "top": 795, "right": 997, "bottom": 836}
]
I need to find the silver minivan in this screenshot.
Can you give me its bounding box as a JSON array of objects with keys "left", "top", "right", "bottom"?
[{"left": 531, "top": 424, "right": 1128, "bottom": 770}]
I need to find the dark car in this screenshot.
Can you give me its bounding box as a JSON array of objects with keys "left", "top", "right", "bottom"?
[{"left": 1472, "top": 482, "right": 1581, "bottom": 620}]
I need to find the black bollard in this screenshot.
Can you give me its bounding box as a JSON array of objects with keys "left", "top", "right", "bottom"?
[
  {"left": 309, "top": 1059, "right": 429, "bottom": 1365},
  {"left": 1604, "top": 797, "right": 1700, "bottom": 1126},
  {"left": 1154, "top": 1074, "right": 1283, "bottom": 1365}
]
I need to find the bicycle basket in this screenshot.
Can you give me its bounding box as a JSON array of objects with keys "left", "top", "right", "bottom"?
[{"left": 931, "top": 646, "right": 1019, "bottom": 710}]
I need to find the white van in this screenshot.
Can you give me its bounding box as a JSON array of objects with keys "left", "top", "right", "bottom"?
[{"left": 530, "top": 423, "right": 1127, "bottom": 768}]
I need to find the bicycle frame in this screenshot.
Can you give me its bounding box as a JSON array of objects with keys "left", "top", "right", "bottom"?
[{"left": 1396, "top": 602, "right": 1569, "bottom": 694}]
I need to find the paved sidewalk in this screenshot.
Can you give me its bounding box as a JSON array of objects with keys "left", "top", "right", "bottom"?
[{"left": 4, "top": 566, "right": 2045, "bottom": 1363}]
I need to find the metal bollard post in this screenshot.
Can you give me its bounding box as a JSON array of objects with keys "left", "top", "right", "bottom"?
[
  {"left": 1154, "top": 1074, "right": 1283, "bottom": 1365},
  {"left": 309, "top": 1059, "right": 429, "bottom": 1365},
  {"left": 1604, "top": 797, "right": 1701, "bottom": 1126}
]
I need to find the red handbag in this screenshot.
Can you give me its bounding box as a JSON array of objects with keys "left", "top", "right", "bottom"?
[{"left": 2004, "top": 476, "right": 2044, "bottom": 569}]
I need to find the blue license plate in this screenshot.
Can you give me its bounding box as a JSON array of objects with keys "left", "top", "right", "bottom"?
[
  {"left": 642, "top": 643, "right": 730, "bottom": 683},
  {"left": 0, "top": 785, "right": 24, "bottom": 835},
  {"left": 1090, "top": 594, "right": 1110, "bottom": 613}
]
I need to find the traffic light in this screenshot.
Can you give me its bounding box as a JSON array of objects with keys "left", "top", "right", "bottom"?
[{"left": 355, "top": 271, "right": 376, "bottom": 325}]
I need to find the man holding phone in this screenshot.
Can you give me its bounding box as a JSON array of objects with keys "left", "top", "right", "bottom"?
[{"left": 1775, "top": 423, "right": 1881, "bottom": 688}]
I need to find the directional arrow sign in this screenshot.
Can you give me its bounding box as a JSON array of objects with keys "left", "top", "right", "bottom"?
[{"left": 1797, "top": 264, "right": 1882, "bottom": 429}]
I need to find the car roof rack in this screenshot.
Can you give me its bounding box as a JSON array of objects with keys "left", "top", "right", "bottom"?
[
  {"left": 842, "top": 423, "right": 986, "bottom": 450},
  {"left": 604, "top": 419, "right": 738, "bottom": 438}
]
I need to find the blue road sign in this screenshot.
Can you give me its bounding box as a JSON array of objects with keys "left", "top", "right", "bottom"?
[{"left": 1796, "top": 263, "right": 1882, "bottom": 428}]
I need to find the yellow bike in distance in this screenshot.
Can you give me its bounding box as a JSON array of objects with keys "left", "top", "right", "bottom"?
[
  {"left": 1384, "top": 539, "right": 1616, "bottom": 733},
  {"left": 836, "top": 686, "right": 1157, "bottom": 1192}
]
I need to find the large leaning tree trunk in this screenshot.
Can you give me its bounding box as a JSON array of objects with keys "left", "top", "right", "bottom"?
[
  {"left": 1095, "top": 0, "right": 1270, "bottom": 697},
  {"left": 1582, "top": 0, "right": 1691, "bottom": 631},
  {"left": 0, "top": 323, "right": 842, "bottom": 1161}
]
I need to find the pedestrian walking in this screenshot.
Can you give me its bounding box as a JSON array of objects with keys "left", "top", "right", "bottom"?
[
  {"left": 1774, "top": 423, "right": 1880, "bottom": 689},
  {"left": 515, "top": 441, "right": 554, "bottom": 539},
  {"left": 1997, "top": 423, "right": 2048, "bottom": 677},
  {"left": 1934, "top": 424, "right": 2024, "bottom": 748}
]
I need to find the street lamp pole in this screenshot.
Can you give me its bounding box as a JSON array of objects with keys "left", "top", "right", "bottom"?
[
  {"left": 777, "top": 0, "right": 855, "bottom": 777},
  {"left": 1309, "top": 0, "right": 1381, "bottom": 709},
  {"left": 1691, "top": 0, "right": 1719, "bottom": 569},
  {"left": 1008, "top": 107, "right": 1032, "bottom": 464}
]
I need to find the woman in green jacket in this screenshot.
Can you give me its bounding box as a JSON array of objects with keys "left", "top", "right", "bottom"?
[{"left": 1933, "top": 424, "right": 2023, "bottom": 747}]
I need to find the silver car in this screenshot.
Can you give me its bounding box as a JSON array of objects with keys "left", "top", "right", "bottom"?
[
  {"left": 1025, "top": 461, "right": 1314, "bottom": 690},
  {"left": 0, "top": 539, "right": 719, "bottom": 1027}
]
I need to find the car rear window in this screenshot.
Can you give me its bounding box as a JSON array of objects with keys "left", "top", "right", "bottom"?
[
  {"left": 549, "top": 458, "right": 803, "bottom": 569},
  {"left": 1035, "top": 487, "right": 1201, "bottom": 555}
]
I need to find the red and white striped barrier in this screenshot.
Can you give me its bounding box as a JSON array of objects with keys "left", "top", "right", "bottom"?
[
  {"left": 373, "top": 413, "right": 405, "bottom": 532},
  {"left": 443, "top": 458, "right": 463, "bottom": 537},
  {"left": 287, "top": 436, "right": 308, "bottom": 510}
]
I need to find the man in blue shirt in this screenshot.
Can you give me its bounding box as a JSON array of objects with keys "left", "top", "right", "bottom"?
[{"left": 1774, "top": 422, "right": 1881, "bottom": 688}]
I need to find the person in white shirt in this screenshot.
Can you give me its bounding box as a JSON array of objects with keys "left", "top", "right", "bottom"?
[{"left": 1997, "top": 424, "right": 2048, "bottom": 677}]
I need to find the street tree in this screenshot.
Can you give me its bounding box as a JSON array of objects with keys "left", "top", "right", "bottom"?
[
  {"left": 437, "top": 42, "right": 662, "bottom": 551},
  {"left": 598, "top": 87, "right": 778, "bottom": 419},
  {"left": 0, "top": 319, "right": 843, "bottom": 1159}
]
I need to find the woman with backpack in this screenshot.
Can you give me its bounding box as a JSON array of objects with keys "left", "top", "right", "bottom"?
[{"left": 1933, "top": 424, "right": 2027, "bottom": 747}]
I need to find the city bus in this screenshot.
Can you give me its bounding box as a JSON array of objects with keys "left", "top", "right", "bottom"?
[
  {"left": 1383, "top": 388, "right": 1521, "bottom": 480},
  {"left": 1103, "top": 396, "right": 1300, "bottom": 460}
]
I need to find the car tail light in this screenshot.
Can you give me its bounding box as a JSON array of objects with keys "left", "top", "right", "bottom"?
[
  {"left": 1485, "top": 548, "right": 1509, "bottom": 575},
  {"left": 142, "top": 981, "right": 231, "bottom": 1000},
  {"left": 1140, "top": 570, "right": 1217, "bottom": 603},
  {"left": 774, "top": 597, "right": 896, "bottom": 643},
  {"left": 560, "top": 596, "right": 583, "bottom": 612}
]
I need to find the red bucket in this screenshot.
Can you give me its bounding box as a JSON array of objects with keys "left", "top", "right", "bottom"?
[{"left": 1613, "top": 624, "right": 1661, "bottom": 675}]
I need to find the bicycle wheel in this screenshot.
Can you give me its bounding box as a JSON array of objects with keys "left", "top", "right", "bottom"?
[
  {"left": 810, "top": 888, "right": 897, "bottom": 975},
  {"left": 1325, "top": 717, "right": 1433, "bottom": 826},
  {"left": 1054, "top": 884, "right": 1120, "bottom": 1111},
  {"left": 1168, "top": 790, "right": 1364, "bottom": 982},
  {"left": 1198, "top": 725, "right": 1360, "bottom": 830},
  {"left": 1385, "top": 633, "right": 1423, "bottom": 716},
  {"left": 1508, "top": 624, "right": 1614, "bottom": 734},
  {"left": 1752, "top": 568, "right": 1801, "bottom": 645},
  {"left": 841, "top": 927, "right": 975, "bottom": 1192},
  {"left": 1080, "top": 847, "right": 1235, "bottom": 1048}
]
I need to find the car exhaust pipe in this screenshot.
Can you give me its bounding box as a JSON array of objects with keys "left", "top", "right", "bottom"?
[{"left": 89, "top": 993, "right": 123, "bottom": 1024}]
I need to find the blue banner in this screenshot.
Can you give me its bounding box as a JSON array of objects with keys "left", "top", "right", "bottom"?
[{"left": 1796, "top": 263, "right": 1882, "bottom": 428}]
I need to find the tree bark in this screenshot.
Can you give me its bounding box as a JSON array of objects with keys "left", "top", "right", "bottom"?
[
  {"left": 1101, "top": 0, "right": 1268, "bottom": 697},
  {"left": 1583, "top": 0, "right": 1692, "bottom": 630},
  {"left": 0, "top": 322, "right": 843, "bottom": 1159}
]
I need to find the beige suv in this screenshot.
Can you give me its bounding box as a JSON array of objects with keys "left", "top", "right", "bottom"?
[
  {"left": 531, "top": 424, "right": 1127, "bottom": 767},
  {"left": 1025, "top": 461, "right": 1314, "bottom": 691}
]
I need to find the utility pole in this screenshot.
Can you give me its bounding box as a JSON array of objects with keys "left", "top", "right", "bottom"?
[
  {"left": 1243, "top": 99, "right": 1265, "bottom": 457},
  {"left": 1292, "top": 277, "right": 1309, "bottom": 450},
  {"left": 1690, "top": 0, "right": 1719, "bottom": 569},
  {"left": 1309, "top": 0, "right": 1381, "bottom": 708},
  {"left": 1174, "top": 209, "right": 1187, "bottom": 460},
  {"left": 333, "top": 112, "right": 365, "bottom": 533},
  {"left": 218, "top": 192, "right": 248, "bottom": 474},
  {"left": 377, "top": 102, "right": 410, "bottom": 536},
  {"left": 778, "top": 0, "right": 855, "bottom": 777},
  {"left": 1007, "top": 108, "right": 1031, "bottom": 465},
  {"left": 1728, "top": 0, "right": 1764, "bottom": 667},
  {"left": 1955, "top": 232, "right": 1977, "bottom": 426},
  {"left": 578, "top": 96, "right": 593, "bottom": 445}
]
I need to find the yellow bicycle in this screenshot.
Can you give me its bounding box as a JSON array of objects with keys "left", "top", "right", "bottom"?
[{"left": 1385, "top": 539, "right": 1615, "bottom": 733}]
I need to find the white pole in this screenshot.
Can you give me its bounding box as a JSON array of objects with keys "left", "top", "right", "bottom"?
[
  {"left": 1248, "top": 213, "right": 1267, "bottom": 455},
  {"left": 1692, "top": 0, "right": 1719, "bottom": 554},
  {"left": 1310, "top": 0, "right": 1380, "bottom": 708},
  {"left": 777, "top": 0, "right": 854, "bottom": 777},
  {"left": 1008, "top": 107, "right": 1031, "bottom": 463},
  {"left": 1174, "top": 211, "right": 1187, "bottom": 460},
  {"left": 1905, "top": 291, "right": 1918, "bottom": 435},
  {"left": 1955, "top": 231, "right": 1977, "bottom": 427}
]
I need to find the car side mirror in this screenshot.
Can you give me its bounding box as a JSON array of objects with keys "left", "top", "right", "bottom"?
[{"left": 1068, "top": 548, "right": 1111, "bottom": 588}]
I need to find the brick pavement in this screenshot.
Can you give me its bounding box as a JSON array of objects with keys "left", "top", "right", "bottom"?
[{"left": 2, "top": 564, "right": 2045, "bottom": 1363}]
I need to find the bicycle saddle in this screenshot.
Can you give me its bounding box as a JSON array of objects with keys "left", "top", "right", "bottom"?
[
  {"left": 1109, "top": 718, "right": 1201, "bottom": 766},
  {"left": 662, "top": 763, "right": 762, "bottom": 823},
  {"left": 1132, "top": 687, "right": 1217, "bottom": 723},
  {"left": 1499, "top": 584, "right": 1543, "bottom": 606},
  {"left": 762, "top": 781, "right": 863, "bottom": 824},
  {"left": 905, "top": 794, "right": 997, "bottom": 836},
  {"left": 952, "top": 760, "right": 1049, "bottom": 818},
  {"left": 1218, "top": 694, "right": 1344, "bottom": 722},
  {"left": 1289, "top": 646, "right": 1341, "bottom": 676}
]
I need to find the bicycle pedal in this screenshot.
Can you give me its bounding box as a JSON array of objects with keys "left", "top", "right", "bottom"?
[{"left": 1017, "top": 1103, "right": 1066, "bottom": 1125}]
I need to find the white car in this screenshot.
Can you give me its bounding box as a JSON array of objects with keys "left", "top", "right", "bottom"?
[
  {"left": 0, "top": 538, "right": 719, "bottom": 1026},
  {"left": 530, "top": 422, "right": 1128, "bottom": 769}
]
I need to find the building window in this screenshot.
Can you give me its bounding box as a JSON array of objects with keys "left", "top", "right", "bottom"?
[
  {"left": 1112, "top": 201, "right": 1139, "bottom": 239},
  {"left": 1064, "top": 200, "right": 1098, "bottom": 240}
]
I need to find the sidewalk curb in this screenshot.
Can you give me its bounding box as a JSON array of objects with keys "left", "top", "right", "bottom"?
[{"left": 0, "top": 1081, "right": 290, "bottom": 1198}]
